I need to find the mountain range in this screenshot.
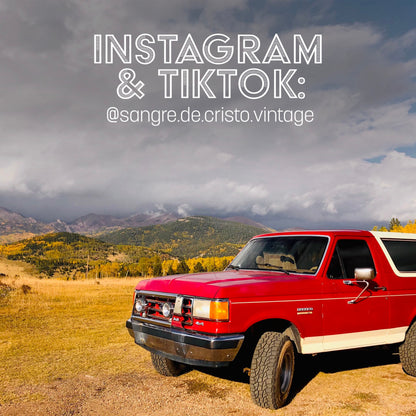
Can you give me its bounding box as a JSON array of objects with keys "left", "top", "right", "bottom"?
[{"left": 0, "top": 207, "right": 272, "bottom": 243}]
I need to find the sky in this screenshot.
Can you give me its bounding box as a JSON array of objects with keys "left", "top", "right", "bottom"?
[{"left": 1, "top": 0, "right": 416, "bottom": 230}]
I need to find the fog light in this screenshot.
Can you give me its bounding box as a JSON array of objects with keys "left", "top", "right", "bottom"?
[{"left": 162, "top": 302, "right": 172, "bottom": 318}]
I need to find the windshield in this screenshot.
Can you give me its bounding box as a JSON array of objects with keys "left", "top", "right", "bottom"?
[{"left": 228, "top": 236, "right": 328, "bottom": 274}]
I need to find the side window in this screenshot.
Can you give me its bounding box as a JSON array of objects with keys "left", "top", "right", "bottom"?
[
  {"left": 381, "top": 239, "right": 416, "bottom": 272},
  {"left": 327, "top": 239, "right": 375, "bottom": 279}
]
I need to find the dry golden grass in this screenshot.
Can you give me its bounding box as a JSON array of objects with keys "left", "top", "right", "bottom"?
[{"left": 0, "top": 276, "right": 147, "bottom": 391}]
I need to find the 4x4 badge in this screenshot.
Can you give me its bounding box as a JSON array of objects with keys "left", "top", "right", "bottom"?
[{"left": 297, "top": 307, "right": 313, "bottom": 315}]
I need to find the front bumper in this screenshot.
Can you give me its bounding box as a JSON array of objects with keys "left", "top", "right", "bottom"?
[{"left": 126, "top": 318, "right": 244, "bottom": 367}]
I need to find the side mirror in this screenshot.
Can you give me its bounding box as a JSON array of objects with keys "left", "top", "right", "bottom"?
[{"left": 354, "top": 268, "right": 375, "bottom": 281}]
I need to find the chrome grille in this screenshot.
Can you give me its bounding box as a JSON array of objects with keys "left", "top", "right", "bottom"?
[
  {"left": 133, "top": 292, "right": 194, "bottom": 327},
  {"left": 134, "top": 292, "right": 176, "bottom": 324}
]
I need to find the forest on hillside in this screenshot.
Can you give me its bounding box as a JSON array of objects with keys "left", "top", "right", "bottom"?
[
  {"left": 0, "top": 232, "right": 236, "bottom": 279},
  {"left": 100, "top": 216, "right": 266, "bottom": 258},
  {"left": 0, "top": 217, "right": 415, "bottom": 279}
]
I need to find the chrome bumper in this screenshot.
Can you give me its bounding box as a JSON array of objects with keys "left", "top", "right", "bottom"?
[{"left": 126, "top": 318, "right": 244, "bottom": 367}]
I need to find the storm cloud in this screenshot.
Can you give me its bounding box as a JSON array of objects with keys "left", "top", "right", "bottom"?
[{"left": 1, "top": 0, "right": 415, "bottom": 229}]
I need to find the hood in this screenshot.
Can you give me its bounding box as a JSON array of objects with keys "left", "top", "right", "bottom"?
[{"left": 135, "top": 269, "right": 318, "bottom": 299}]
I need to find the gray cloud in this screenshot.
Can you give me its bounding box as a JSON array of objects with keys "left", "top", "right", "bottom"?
[{"left": 1, "top": 0, "right": 416, "bottom": 229}]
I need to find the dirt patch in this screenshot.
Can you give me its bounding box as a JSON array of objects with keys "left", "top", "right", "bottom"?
[
  {"left": 0, "top": 371, "right": 254, "bottom": 416},
  {"left": 2, "top": 361, "right": 416, "bottom": 416}
]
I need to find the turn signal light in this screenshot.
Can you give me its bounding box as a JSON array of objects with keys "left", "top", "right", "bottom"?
[
  {"left": 210, "top": 300, "right": 229, "bottom": 321},
  {"left": 193, "top": 299, "right": 229, "bottom": 321}
]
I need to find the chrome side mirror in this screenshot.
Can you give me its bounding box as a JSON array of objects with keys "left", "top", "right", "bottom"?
[
  {"left": 344, "top": 268, "right": 376, "bottom": 304},
  {"left": 354, "top": 268, "right": 375, "bottom": 281}
]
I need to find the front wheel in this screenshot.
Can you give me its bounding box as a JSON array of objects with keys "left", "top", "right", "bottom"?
[
  {"left": 250, "top": 332, "right": 295, "bottom": 409},
  {"left": 151, "top": 353, "right": 190, "bottom": 377}
]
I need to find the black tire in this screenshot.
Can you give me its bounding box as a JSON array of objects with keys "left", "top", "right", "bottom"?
[
  {"left": 151, "top": 353, "right": 190, "bottom": 377},
  {"left": 250, "top": 332, "right": 295, "bottom": 409},
  {"left": 399, "top": 321, "right": 416, "bottom": 376}
]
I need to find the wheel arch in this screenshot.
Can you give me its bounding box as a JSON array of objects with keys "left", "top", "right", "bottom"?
[{"left": 243, "top": 318, "right": 302, "bottom": 354}]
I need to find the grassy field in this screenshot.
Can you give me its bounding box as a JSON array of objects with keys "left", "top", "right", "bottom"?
[
  {"left": 1, "top": 274, "right": 416, "bottom": 415},
  {"left": 0, "top": 276, "right": 147, "bottom": 400}
]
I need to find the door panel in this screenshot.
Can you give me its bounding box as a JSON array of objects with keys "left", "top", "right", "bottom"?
[{"left": 322, "top": 238, "right": 389, "bottom": 350}]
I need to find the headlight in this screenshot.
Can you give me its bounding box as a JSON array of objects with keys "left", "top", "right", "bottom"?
[{"left": 193, "top": 299, "right": 229, "bottom": 321}]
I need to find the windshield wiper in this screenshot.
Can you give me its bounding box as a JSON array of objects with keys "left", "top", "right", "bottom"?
[{"left": 263, "top": 264, "right": 292, "bottom": 275}]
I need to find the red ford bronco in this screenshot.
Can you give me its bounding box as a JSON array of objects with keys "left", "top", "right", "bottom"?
[{"left": 126, "top": 230, "right": 416, "bottom": 408}]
